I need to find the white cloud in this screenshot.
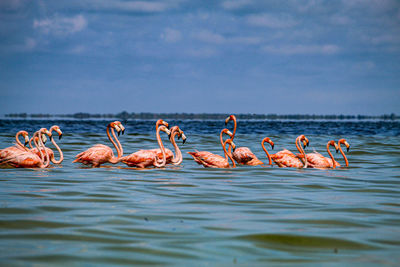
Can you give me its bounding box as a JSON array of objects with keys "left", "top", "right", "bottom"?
[
  {"left": 33, "top": 14, "right": 87, "bottom": 36},
  {"left": 109, "top": 1, "right": 171, "bottom": 12},
  {"left": 193, "top": 30, "right": 225, "bottom": 44},
  {"left": 186, "top": 47, "right": 219, "bottom": 57},
  {"left": 68, "top": 45, "right": 86, "bottom": 54},
  {"left": 221, "top": 0, "right": 252, "bottom": 10},
  {"left": 81, "top": 0, "right": 177, "bottom": 13},
  {"left": 262, "top": 44, "right": 339, "bottom": 55},
  {"left": 24, "top": 38, "right": 36, "bottom": 51},
  {"left": 160, "top": 28, "right": 182, "bottom": 43},
  {"left": 247, "top": 13, "right": 298, "bottom": 28},
  {"left": 330, "top": 15, "right": 352, "bottom": 25},
  {"left": 229, "top": 36, "right": 262, "bottom": 45}
]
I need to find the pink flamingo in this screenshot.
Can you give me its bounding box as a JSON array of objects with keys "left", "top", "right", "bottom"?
[
  {"left": 337, "top": 139, "right": 350, "bottom": 167},
  {"left": 0, "top": 131, "right": 30, "bottom": 161},
  {"left": 150, "top": 120, "right": 177, "bottom": 164},
  {"left": 118, "top": 125, "right": 170, "bottom": 168},
  {"left": 300, "top": 140, "right": 340, "bottom": 169},
  {"left": 261, "top": 137, "right": 275, "bottom": 165},
  {"left": 166, "top": 126, "right": 187, "bottom": 165},
  {"left": 73, "top": 121, "right": 125, "bottom": 167},
  {"left": 188, "top": 128, "right": 236, "bottom": 168},
  {"left": 30, "top": 125, "right": 64, "bottom": 164},
  {"left": 188, "top": 138, "right": 236, "bottom": 168},
  {"left": 0, "top": 128, "right": 51, "bottom": 168},
  {"left": 225, "top": 114, "right": 265, "bottom": 165},
  {"left": 270, "top": 135, "right": 309, "bottom": 168}
]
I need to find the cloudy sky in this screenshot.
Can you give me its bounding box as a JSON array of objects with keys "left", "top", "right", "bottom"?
[{"left": 0, "top": 0, "right": 399, "bottom": 115}]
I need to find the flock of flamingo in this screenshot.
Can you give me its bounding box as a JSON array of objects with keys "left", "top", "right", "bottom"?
[{"left": 0, "top": 115, "right": 350, "bottom": 169}]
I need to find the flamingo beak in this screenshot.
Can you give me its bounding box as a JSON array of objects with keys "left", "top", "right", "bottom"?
[
  {"left": 347, "top": 146, "right": 350, "bottom": 152},
  {"left": 226, "top": 130, "right": 233, "bottom": 137},
  {"left": 24, "top": 135, "right": 29, "bottom": 146},
  {"left": 224, "top": 117, "right": 230, "bottom": 125},
  {"left": 42, "top": 134, "right": 47, "bottom": 144},
  {"left": 57, "top": 130, "right": 63, "bottom": 140},
  {"left": 164, "top": 121, "right": 169, "bottom": 129},
  {"left": 120, "top": 125, "right": 125, "bottom": 135},
  {"left": 271, "top": 144, "right": 274, "bottom": 150},
  {"left": 182, "top": 133, "right": 187, "bottom": 144},
  {"left": 115, "top": 125, "right": 121, "bottom": 136}
]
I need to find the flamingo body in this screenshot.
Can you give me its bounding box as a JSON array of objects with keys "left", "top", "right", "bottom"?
[
  {"left": 305, "top": 152, "right": 340, "bottom": 168},
  {"left": 232, "top": 147, "right": 263, "bottom": 165},
  {"left": 0, "top": 145, "right": 26, "bottom": 160},
  {"left": 73, "top": 144, "right": 116, "bottom": 167},
  {"left": 188, "top": 151, "right": 230, "bottom": 168},
  {"left": 150, "top": 148, "right": 174, "bottom": 164},
  {"left": 271, "top": 149, "right": 304, "bottom": 168},
  {"left": 119, "top": 149, "right": 159, "bottom": 168},
  {"left": 0, "top": 151, "right": 44, "bottom": 168}
]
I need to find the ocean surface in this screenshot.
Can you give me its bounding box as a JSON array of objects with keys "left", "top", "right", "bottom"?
[{"left": 0, "top": 119, "right": 399, "bottom": 266}]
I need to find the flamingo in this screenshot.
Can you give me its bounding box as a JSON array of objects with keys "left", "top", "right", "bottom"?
[
  {"left": 270, "top": 135, "right": 309, "bottom": 168},
  {"left": 261, "top": 137, "right": 275, "bottom": 165},
  {"left": 149, "top": 120, "right": 177, "bottom": 164},
  {"left": 0, "top": 128, "right": 51, "bottom": 168},
  {"left": 30, "top": 125, "right": 64, "bottom": 164},
  {"left": 225, "top": 114, "right": 264, "bottom": 165},
  {"left": 166, "top": 126, "right": 187, "bottom": 165},
  {"left": 0, "top": 131, "right": 30, "bottom": 161},
  {"left": 337, "top": 139, "right": 350, "bottom": 167},
  {"left": 73, "top": 121, "right": 125, "bottom": 167},
  {"left": 188, "top": 128, "right": 236, "bottom": 168},
  {"left": 118, "top": 125, "right": 170, "bottom": 168},
  {"left": 300, "top": 140, "right": 340, "bottom": 169}
]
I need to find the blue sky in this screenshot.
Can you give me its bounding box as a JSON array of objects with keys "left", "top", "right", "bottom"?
[{"left": 0, "top": 0, "right": 399, "bottom": 115}]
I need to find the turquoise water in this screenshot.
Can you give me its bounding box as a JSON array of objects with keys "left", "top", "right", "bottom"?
[{"left": 1, "top": 120, "right": 399, "bottom": 265}]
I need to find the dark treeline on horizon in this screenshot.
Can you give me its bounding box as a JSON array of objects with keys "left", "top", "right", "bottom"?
[{"left": 3, "top": 112, "right": 399, "bottom": 120}]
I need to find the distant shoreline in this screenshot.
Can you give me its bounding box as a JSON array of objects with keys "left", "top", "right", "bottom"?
[{"left": 3, "top": 112, "right": 399, "bottom": 120}]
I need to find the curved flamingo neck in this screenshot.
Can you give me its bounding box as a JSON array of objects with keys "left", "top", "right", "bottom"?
[
  {"left": 106, "top": 124, "right": 121, "bottom": 162},
  {"left": 49, "top": 129, "right": 63, "bottom": 164},
  {"left": 29, "top": 137, "right": 35, "bottom": 149},
  {"left": 326, "top": 141, "right": 336, "bottom": 169},
  {"left": 261, "top": 140, "right": 272, "bottom": 165},
  {"left": 228, "top": 116, "right": 237, "bottom": 155},
  {"left": 34, "top": 131, "right": 50, "bottom": 168},
  {"left": 295, "top": 136, "right": 307, "bottom": 168},
  {"left": 15, "top": 131, "right": 29, "bottom": 151},
  {"left": 170, "top": 130, "right": 182, "bottom": 165},
  {"left": 222, "top": 140, "right": 236, "bottom": 168},
  {"left": 113, "top": 127, "right": 123, "bottom": 157},
  {"left": 154, "top": 126, "right": 166, "bottom": 167},
  {"left": 338, "top": 142, "right": 349, "bottom": 167},
  {"left": 220, "top": 130, "right": 229, "bottom": 161},
  {"left": 231, "top": 116, "right": 237, "bottom": 140}
]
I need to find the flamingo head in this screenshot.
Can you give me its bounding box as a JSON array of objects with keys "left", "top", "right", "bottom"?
[
  {"left": 20, "top": 131, "right": 30, "bottom": 146},
  {"left": 339, "top": 139, "right": 350, "bottom": 152},
  {"left": 225, "top": 139, "right": 236, "bottom": 152},
  {"left": 159, "top": 125, "right": 171, "bottom": 138},
  {"left": 114, "top": 121, "right": 125, "bottom": 135},
  {"left": 50, "top": 125, "right": 63, "bottom": 140},
  {"left": 328, "top": 140, "right": 339, "bottom": 153},
  {"left": 176, "top": 127, "right": 187, "bottom": 144},
  {"left": 298, "top": 135, "right": 309, "bottom": 148},
  {"left": 156, "top": 119, "right": 169, "bottom": 129},
  {"left": 38, "top": 128, "right": 51, "bottom": 144},
  {"left": 221, "top": 128, "right": 233, "bottom": 138},
  {"left": 224, "top": 114, "right": 236, "bottom": 125},
  {"left": 262, "top": 137, "right": 274, "bottom": 150}
]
